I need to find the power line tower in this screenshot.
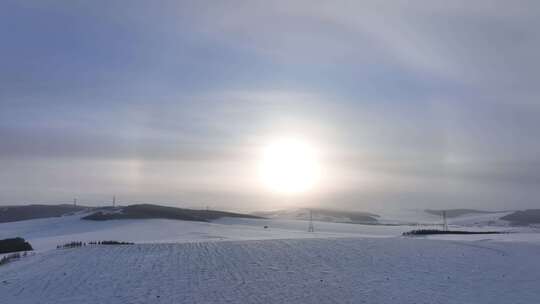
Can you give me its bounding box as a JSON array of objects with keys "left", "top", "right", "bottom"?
[
  {"left": 308, "top": 209, "right": 314, "bottom": 232},
  {"left": 442, "top": 210, "right": 448, "bottom": 231}
]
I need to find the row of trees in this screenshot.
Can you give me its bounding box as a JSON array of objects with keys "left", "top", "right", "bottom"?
[
  {"left": 0, "top": 251, "right": 30, "bottom": 266},
  {"left": 57, "top": 240, "right": 134, "bottom": 249},
  {"left": 403, "top": 229, "right": 503, "bottom": 236},
  {"left": 0, "top": 237, "right": 33, "bottom": 254},
  {"left": 57, "top": 241, "right": 85, "bottom": 249},
  {"left": 88, "top": 240, "right": 134, "bottom": 245}
]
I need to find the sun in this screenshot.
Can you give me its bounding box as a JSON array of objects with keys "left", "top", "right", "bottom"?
[{"left": 259, "top": 138, "right": 321, "bottom": 194}]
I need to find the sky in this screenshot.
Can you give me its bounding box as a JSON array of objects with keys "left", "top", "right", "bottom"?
[{"left": 1, "top": 1, "right": 540, "bottom": 211}]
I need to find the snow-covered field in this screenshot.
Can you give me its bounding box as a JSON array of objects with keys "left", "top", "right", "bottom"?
[
  {"left": 0, "top": 213, "right": 414, "bottom": 252},
  {"left": 2, "top": 238, "right": 540, "bottom": 303},
  {"left": 1, "top": 213, "right": 540, "bottom": 303},
  {"left": 1, "top": 209, "right": 532, "bottom": 252}
]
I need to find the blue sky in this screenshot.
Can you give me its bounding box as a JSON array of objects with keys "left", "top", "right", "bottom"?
[{"left": 1, "top": 1, "right": 540, "bottom": 210}]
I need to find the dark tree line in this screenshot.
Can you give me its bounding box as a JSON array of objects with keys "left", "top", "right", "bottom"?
[
  {"left": 0, "top": 251, "right": 30, "bottom": 266},
  {"left": 57, "top": 241, "right": 86, "bottom": 249},
  {"left": 57, "top": 240, "right": 134, "bottom": 249},
  {"left": 0, "top": 237, "right": 33, "bottom": 254},
  {"left": 403, "top": 229, "right": 503, "bottom": 236},
  {"left": 88, "top": 240, "right": 134, "bottom": 245}
]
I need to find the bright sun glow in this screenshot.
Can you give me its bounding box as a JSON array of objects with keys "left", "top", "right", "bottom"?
[{"left": 260, "top": 138, "right": 321, "bottom": 194}]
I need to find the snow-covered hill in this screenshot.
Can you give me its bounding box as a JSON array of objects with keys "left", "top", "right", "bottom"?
[
  {"left": 379, "top": 209, "right": 514, "bottom": 227},
  {"left": 253, "top": 208, "right": 379, "bottom": 224},
  {"left": 253, "top": 207, "right": 516, "bottom": 227},
  {"left": 0, "top": 212, "right": 411, "bottom": 252},
  {"left": 1, "top": 210, "right": 538, "bottom": 253}
]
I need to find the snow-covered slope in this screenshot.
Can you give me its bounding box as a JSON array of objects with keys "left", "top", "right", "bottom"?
[
  {"left": 446, "top": 211, "right": 513, "bottom": 226},
  {"left": 2, "top": 238, "right": 540, "bottom": 304},
  {"left": 2, "top": 211, "right": 538, "bottom": 253},
  {"left": 0, "top": 213, "right": 412, "bottom": 252},
  {"left": 366, "top": 208, "right": 514, "bottom": 226},
  {"left": 253, "top": 207, "right": 515, "bottom": 227}
]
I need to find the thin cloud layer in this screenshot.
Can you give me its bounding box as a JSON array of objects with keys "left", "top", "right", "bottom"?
[{"left": 1, "top": 1, "right": 539, "bottom": 210}]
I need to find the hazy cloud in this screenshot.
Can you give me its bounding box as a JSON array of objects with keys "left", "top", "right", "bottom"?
[{"left": 1, "top": 1, "right": 539, "bottom": 209}]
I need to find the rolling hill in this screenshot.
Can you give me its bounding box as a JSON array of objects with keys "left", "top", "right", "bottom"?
[
  {"left": 0, "top": 204, "right": 86, "bottom": 223},
  {"left": 424, "top": 209, "right": 501, "bottom": 218},
  {"left": 501, "top": 209, "right": 540, "bottom": 225},
  {"left": 82, "top": 204, "right": 261, "bottom": 222},
  {"left": 253, "top": 208, "right": 379, "bottom": 224}
]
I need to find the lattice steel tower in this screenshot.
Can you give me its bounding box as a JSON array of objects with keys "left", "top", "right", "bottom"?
[
  {"left": 308, "top": 209, "right": 314, "bottom": 232},
  {"left": 442, "top": 210, "right": 448, "bottom": 231}
]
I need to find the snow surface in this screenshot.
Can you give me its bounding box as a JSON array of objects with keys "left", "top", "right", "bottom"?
[
  {"left": 1, "top": 213, "right": 540, "bottom": 303},
  {"left": 2, "top": 238, "right": 540, "bottom": 304},
  {"left": 2, "top": 211, "right": 533, "bottom": 253},
  {"left": 0, "top": 213, "right": 414, "bottom": 252}
]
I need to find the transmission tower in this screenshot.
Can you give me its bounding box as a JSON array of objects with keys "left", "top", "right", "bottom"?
[
  {"left": 308, "top": 209, "right": 314, "bottom": 232},
  {"left": 442, "top": 210, "right": 448, "bottom": 231}
]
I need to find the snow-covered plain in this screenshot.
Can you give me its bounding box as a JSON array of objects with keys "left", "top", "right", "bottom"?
[
  {"left": 1, "top": 212, "right": 540, "bottom": 303},
  {"left": 2, "top": 238, "right": 540, "bottom": 304}
]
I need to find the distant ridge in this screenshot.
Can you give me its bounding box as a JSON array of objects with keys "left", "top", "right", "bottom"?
[
  {"left": 0, "top": 204, "right": 86, "bottom": 223},
  {"left": 501, "top": 209, "right": 540, "bottom": 226},
  {"left": 82, "top": 204, "right": 261, "bottom": 222},
  {"left": 0, "top": 203, "right": 260, "bottom": 224},
  {"left": 424, "top": 209, "right": 500, "bottom": 218},
  {"left": 252, "top": 208, "right": 379, "bottom": 224}
]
